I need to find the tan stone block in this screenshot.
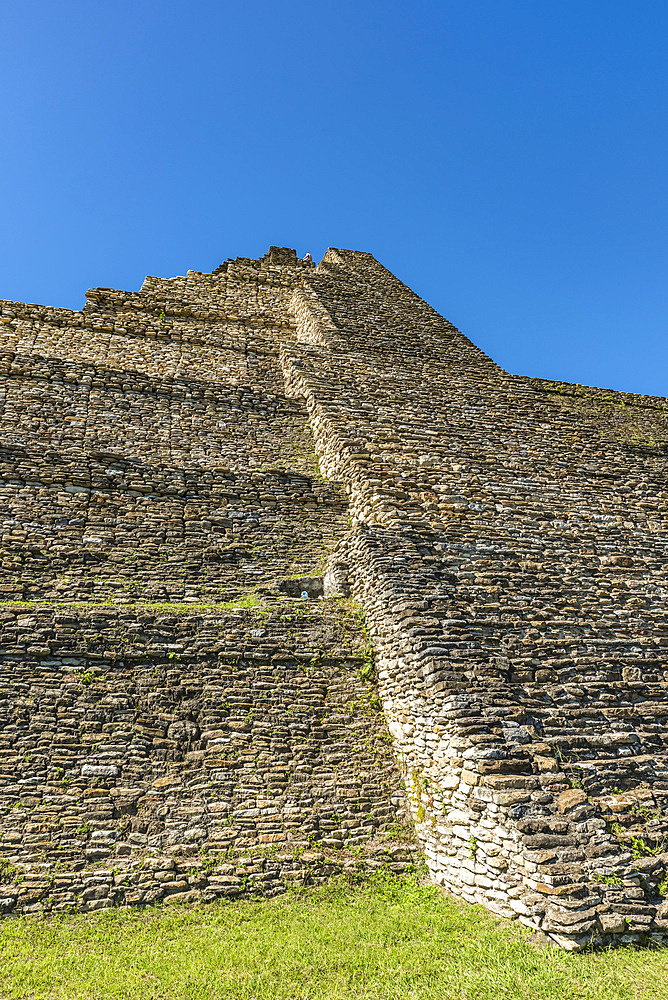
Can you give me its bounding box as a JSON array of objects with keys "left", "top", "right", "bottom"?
[
  {"left": 556, "top": 789, "right": 587, "bottom": 813},
  {"left": 535, "top": 756, "right": 559, "bottom": 772},
  {"left": 598, "top": 912, "right": 626, "bottom": 934},
  {"left": 153, "top": 776, "right": 181, "bottom": 788},
  {"left": 535, "top": 880, "right": 583, "bottom": 896}
]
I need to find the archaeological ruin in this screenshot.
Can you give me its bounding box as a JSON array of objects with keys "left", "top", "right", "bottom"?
[{"left": 0, "top": 245, "right": 667, "bottom": 949}]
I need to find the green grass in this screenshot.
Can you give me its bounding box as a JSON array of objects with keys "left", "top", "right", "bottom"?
[
  {"left": 1, "top": 874, "right": 666, "bottom": 1000},
  {"left": 0, "top": 596, "right": 267, "bottom": 614},
  {"left": 0, "top": 596, "right": 356, "bottom": 618}
]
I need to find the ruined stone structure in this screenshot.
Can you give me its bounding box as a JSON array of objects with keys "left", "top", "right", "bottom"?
[{"left": 0, "top": 246, "right": 667, "bottom": 949}]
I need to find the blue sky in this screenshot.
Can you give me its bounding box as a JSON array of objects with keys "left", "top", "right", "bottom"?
[{"left": 1, "top": 1, "right": 667, "bottom": 395}]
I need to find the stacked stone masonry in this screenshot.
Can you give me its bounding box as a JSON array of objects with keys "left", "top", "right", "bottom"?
[{"left": 1, "top": 245, "right": 667, "bottom": 949}]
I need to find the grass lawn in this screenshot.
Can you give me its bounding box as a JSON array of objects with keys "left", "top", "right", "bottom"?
[{"left": 0, "top": 873, "right": 666, "bottom": 1000}]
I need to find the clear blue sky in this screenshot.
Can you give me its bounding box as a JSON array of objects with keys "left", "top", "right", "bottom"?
[{"left": 2, "top": 1, "right": 667, "bottom": 395}]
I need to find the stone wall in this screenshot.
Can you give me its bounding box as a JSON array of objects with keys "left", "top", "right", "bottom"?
[
  {"left": 1, "top": 245, "right": 667, "bottom": 947},
  {"left": 281, "top": 248, "right": 668, "bottom": 949},
  {"left": 0, "top": 246, "right": 418, "bottom": 916},
  {"left": 0, "top": 251, "right": 346, "bottom": 604},
  {"left": 0, "top": 604, "right": 412, "bottom": 915}
]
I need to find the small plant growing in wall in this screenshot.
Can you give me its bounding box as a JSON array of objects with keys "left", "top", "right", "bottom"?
[
  {"left": 0, "top": 858, "right": 18, "bottom": 883},
  {"left": 73, "top": 667, "right": 94, "bottom": 686},
  {"left": 592, "top": 872, "right": 623, "bottom": 886},
  {"left": 359, "top": 660, "right": 374, "bottom": 681},
  {"left": 631, "top": 835, "right": 667, "bottom": 859},
  {"left": 468, "top": 836, "right": 479, "bottom": 860}
]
